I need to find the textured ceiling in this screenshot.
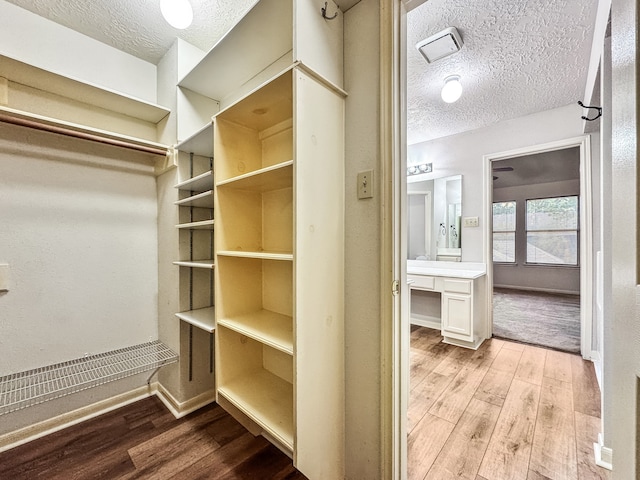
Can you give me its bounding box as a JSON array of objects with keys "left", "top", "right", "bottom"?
[
  {"left": 407, "top": 0, "right": 599, "bottom": 145},
  {"left": 3, "top": 0, "right": 257, "bottom": 64}
]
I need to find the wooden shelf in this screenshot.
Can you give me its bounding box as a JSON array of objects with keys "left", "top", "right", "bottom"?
[
  {"left": 177, "top": 0, "right": 293, "bottom": 103},
  {"left": 175, "top": 307, "right": 216, "bottom": 333},
  {"left": 173, "top": 260, "right": 215, "bottom": 269},
  {"left": 175, "top": 190, "right": 214, "bottom": 208},
  {"left": 176, "top": 122, "right": 213, "bottom": 157},
  {"left": 176, "top": 219, "right": 214, "bottom": 230},
  {"left": 217, "top": 160, "right": 293, "bottom": 191},
  {"left": 0, "top": 54, "right": 170, "bottom": 124},
  {"left": 218, "top": 369, "right": 294, "bottom": 450},
  {"left": 217, "top": 250, "right": 292, "bottom": 261},
  {"left": 217, "top": 310, "right": 293, "bottom": 355},
  {"left": 175, "top": 170, "right": 213, "bottom": 192}
]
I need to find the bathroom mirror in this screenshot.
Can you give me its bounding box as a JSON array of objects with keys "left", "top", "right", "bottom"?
[{"left": 407, "top": 174, "right": 462, "bottom": 261}]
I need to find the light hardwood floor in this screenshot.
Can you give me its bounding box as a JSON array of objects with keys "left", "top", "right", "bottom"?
[{"left": 408, "top": 326, "right": 610, "bottom": 480}]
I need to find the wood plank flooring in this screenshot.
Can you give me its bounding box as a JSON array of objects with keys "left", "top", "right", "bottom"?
[
  {"left": 409, "top": 326, "right": 610, "bottom": 480},
  {"left": 0, "top": 397, "right": 307, "bottom": 479}
]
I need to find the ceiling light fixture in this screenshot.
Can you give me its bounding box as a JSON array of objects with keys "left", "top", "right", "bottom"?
[
  {"left": 441, "top": 75, "right": 462, "bottom": 103},
  {"left": 161, "top": 0, "right": 193, "bottom": 29}
]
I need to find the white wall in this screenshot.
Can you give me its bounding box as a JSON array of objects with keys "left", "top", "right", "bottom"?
[
  {"left": 344, "top": 1, "right": 382, "bottom": 477},
  {"left": 0, "top": 0, "right": 157, "bottom": 103},
  {"left": 493, "top": 179, "right": 581, "bottom": 294},
  {"left": 408, "top": 104, "right": 589, "bottom": 262},
  {"left": 0, "top": 123, "right": 159, "bottom": 376}
]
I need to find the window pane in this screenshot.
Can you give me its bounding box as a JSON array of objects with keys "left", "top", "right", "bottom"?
[
  {"left": 527, "top": 197, "right": 578, "bottom": 231},
  {"left": 493, "top": 201, "right": 516, "bottom": 231},
  {"left": 493, "top": 232, "right": 515, "bottom": 263},
  {"left": 527, "top": 231, "right": 578, "bottom": 264}
]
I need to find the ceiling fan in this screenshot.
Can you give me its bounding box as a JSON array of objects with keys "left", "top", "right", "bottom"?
[{"left": 492, "top": 165, "right": 513, "bottom": 181}]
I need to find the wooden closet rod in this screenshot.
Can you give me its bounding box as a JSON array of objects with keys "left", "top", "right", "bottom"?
[{"left": 0, "top": 111, "right": 168, "bottom": 156}]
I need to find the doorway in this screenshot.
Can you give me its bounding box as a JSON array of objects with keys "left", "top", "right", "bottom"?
[
  {"left": 483, "top": 137, "right": 593, "bottom": 358},
  {"left": 491, "top": 147, "right": 582, "bottom": 353}
]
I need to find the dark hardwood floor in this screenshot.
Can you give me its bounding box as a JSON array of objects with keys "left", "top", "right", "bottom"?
[{"left": 0, "top": 397, "right": 307, "bottom": 480}]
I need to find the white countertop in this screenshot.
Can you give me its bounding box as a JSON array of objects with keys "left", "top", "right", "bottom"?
[{"left": 407, "top": 260, "right": 486, "bottom": 279}]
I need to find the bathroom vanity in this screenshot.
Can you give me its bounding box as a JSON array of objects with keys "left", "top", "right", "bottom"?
[{"left": 408, "top": 260, "right": 487, "bottom": 349}]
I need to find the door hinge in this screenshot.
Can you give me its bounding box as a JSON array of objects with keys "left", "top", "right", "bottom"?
[{"left": 392, "top": 279, "right": 400, "bottom": 296}]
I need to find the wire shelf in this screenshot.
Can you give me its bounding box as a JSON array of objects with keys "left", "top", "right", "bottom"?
[{"left": 0, "top": 341, "right": 178, "bottom": 416}]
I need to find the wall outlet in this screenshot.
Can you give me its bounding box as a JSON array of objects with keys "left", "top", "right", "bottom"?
[
  {"left": 463, "top": 216, "right": 479, "bottom": 228},
  {"left": 357, "top": 170, "right": 374, "bottom": 199}
]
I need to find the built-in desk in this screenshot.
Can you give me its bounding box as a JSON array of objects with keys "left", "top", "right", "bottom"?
[{"left": 408, "top": 260, "right": 487, "bottom": 350}]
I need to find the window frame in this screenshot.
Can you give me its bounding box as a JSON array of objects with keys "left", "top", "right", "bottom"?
[
  {"left": 492, "top": 200, "right": 517, "bottom": 264},
  {"left": 524, "top": 195, "right": 580, "bottom": 267}
]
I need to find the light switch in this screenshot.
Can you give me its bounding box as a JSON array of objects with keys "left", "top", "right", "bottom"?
[
  {"left": 357, "top": 170, "right": 374, "bottom": 199},
  {"left": 463, "top": 216, "right": 479, "bottom": 228},
  {"left": 0, "top": 264, "right": 9, "bottom": 292}
]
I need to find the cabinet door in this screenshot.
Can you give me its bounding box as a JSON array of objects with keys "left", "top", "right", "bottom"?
[{"left": 442, "top": 292, "right": 472, "bottom": 341}]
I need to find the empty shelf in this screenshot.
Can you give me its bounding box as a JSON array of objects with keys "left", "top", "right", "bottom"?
[
  {"left": 216, "top": 160, "right": 293, "bottom": 191},
  {"left": 218, "top": 369, "right": 293, "bottom": 450},
  {"left": 176, "top": 219, "right": 214, "bottom": 230},
  {"left": 218, "top": 310, "right": 292, "bottom": 354},
  {"left": 175, "top": 307, "right": 216, "bottom": 333},
  {"left": 175, "top": 190, "right": 214, "bottom": 208},
  {"left": 216, "top": 250, "right": 293, "bottom": 261},
  {"left": 175, "top": 170, "right": 213, "bottom": 192},
  {"left": 173, "top": 260, "right": 215, "bottom": 269},
  {"left": 0, "top": 341, "right": 178, "bottom": 416}
]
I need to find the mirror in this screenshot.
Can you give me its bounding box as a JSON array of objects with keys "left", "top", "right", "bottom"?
[{"left": 408, "top": 174, "right": 462, "bottom": 261}]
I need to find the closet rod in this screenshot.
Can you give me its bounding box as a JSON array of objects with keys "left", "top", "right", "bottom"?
[{"left": 0, "top": 111, "right": 168, "bottom": 156}]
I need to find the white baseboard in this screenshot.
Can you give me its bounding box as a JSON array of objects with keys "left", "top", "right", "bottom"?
[
  {"left": 0, "top": 383, "right": 156, "bottom": 453},
  {"left": 493, "top": 284, "right": 580, "bottom": 296},
  {"left": 155, "top": 384, "right": 217, "bottom": 419},
  {"left": 410, "top": 313, "right": 441, "bottom": 330},
  {"left": 0, "top": 383, "right": 218, "bottom": 453},
  {"left": 594, "top": 433, "right": 613, "bottom": 470}
]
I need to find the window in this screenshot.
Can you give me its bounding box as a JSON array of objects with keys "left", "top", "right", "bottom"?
[
  {"left": 493, "top": 201, "right": 516, "bottom": 263},
  {"left": 526, "top": 196, "right": 578, "bottom": 265}
]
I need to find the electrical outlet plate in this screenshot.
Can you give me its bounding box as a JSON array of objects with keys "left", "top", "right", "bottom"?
[
  {"left": 463, "top": 216, "right": 479, "bottom": 228},
  {"left": 357, "top": 170, "right": 374, "bottom": 199}
]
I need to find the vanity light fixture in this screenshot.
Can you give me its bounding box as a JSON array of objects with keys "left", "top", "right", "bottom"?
[
  {"left": 441, "top": 75, "right": 462, "bottom": 103},
  {"left": 407, "top": 162, "right": 433, "bottom": 176},
  {"left": 160, "top": 0, "right": 193, "bottom": 29}
]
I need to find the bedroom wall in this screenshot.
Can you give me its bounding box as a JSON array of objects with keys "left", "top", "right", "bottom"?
[{"left": 493, "top": 179, "right": 581, "bottom": 294}]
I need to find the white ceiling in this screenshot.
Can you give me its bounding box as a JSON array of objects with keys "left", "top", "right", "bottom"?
[
  {"left": 4, "top": 0, "right": 598, "bottom": 146},
  {"left": 407, "top": 0, "right": 599, "bottom": 145}
]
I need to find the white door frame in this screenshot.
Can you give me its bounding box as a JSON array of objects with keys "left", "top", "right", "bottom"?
[{"left": 482, "top": 135, "right": 594, "bottom": 359}]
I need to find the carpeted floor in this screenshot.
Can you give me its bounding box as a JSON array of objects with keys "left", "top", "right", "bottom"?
[{"left": 492, "top": 287, "right": 581, "bottom": 353}]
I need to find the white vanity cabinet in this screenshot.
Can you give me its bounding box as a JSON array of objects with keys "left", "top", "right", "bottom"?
[{"left": 408, "top": 261, "right": 487, "bottom": 349}]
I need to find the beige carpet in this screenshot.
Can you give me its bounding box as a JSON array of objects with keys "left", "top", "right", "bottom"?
[{"left": 492, "top": 287, "right": 581, "bottom": 353}]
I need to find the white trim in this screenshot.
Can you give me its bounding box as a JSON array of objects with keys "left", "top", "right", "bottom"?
[
  {"left": 591, "top": 350, "right": 603, "bottom": 390},
  {"left": 483, "top": 136, "right": 594, "bottom": 360},
  {"left": 155, "top": 383, "right": 216, "bottom": 419},
  {"left": 594, "top": 432, "right": 613, "bottom": 470},
  {"left": 0, "top": 383, "right": 157, "bottom": 453},
  {"left": 410, "top": 313, "right": 441, "bottom": 330}
]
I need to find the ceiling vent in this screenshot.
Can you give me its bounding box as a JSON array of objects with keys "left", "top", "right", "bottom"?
[{"left": 416, "top": 27, "right": 463, "bottom": 63}]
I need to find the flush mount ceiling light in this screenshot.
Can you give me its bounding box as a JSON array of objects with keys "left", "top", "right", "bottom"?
[
  {"left": 161, "top": 0, "right": 193, "bottom": 29},
  {"left": 416, "top": 27, "right": 463, "bottom": 64},
  {"left": 441, "top": 75, "right": 462, "bottom": 103}
]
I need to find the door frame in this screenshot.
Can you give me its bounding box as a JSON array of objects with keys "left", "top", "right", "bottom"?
[{"left": 482, "top": 135, "right": 594, "bottom": 358}]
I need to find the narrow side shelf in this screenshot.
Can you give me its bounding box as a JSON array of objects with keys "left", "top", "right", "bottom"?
[
  {"left": 218, "top": 370, "right": 294, "bottom": 450},
  {"left": 175, "top": 307, "right": 216, "bottom": 333},
  {"left": 176, "top": 219, "right": 214, "bottom": 230},
  {"left": 173, "top": 260, "right": 215, "bottom": 269},
  {"left": 175, "top": 170, "right": 213, "bottom": 192},
  {"left": 176, "top": 122, "right": 213, "bottom": 158},
  {"left": 175, "top": 190, "right": 214, "bottom": 208},
  {"left": 217, "top": 310, "right": 293, "bottom": 354},
  {"left": 217, "top": 161, "right": 293, "bottom": 191},
  {"left": 217, "top": 251, "right": 292, "bottom": 261}
]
